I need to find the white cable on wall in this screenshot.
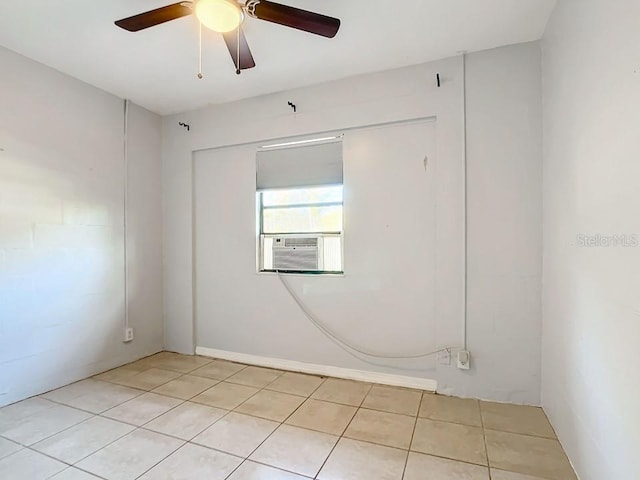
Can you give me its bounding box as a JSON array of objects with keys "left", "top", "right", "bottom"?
[
  {"left": 277, "top": 273, "right": 457, "bottom": 362},
  {"left": 123, "top": 99, "right": 130, "bottom": 331},
  {"left": 461, "top": 52, "right": 469, "bottom": 352}
]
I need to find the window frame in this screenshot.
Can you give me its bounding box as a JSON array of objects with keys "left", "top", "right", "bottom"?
[{"left": 257, "top": 185, "right": 345, "bottom": 275}]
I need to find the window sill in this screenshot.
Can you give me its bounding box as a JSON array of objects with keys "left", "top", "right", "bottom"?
[{"left": 257, "top": 270, "right": 344, "bottom": 278}]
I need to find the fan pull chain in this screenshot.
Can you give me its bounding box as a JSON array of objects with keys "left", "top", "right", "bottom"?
[
  {"left": 197, "top": 21, "right": 204, "bottom": 79},
  {"left": 236, "top": 26, "right": 241, "bottom": 75}
]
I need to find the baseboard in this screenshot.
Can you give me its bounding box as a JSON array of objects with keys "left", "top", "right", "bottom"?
[{"left": 196, "top": 346, "right": 437, "bottom": 392}]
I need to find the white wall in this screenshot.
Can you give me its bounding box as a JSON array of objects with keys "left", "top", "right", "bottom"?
[
  {"left": 194, "top": 121, "right": 440, "bottom": 380},
  {"left": 162, "top": 42, "right": 543, "bottom": 404},
  {"left": 0, "top": 46, "right": 163, "bottom": 407},
  {"left": 443, "top": 42, "right": 543, "bottom": 402},
  {"left": 542, "top": 1, "right": 640, "bottom": 478}
]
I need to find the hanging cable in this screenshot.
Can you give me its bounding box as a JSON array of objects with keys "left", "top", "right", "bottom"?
[
  {"left": 236, "top": 26, "right": 241, "bottom": 75},
  {"left": 197, "top": 22, "right": 203, "bottom": 79},
  {"left": 277, "top": 272, "right": 458, "bottom": 361}
]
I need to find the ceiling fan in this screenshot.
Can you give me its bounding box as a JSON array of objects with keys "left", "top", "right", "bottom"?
[{"left": 115, "top": 0, "right": 341, "bottom": 74}]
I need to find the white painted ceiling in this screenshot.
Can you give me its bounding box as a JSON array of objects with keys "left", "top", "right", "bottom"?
[{"left": 0, "top": 0, "right": 556, "bottom": 115}]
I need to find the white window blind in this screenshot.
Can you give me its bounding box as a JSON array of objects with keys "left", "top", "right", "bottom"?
[{"left": 256, "top": 141, "right": 343, "bottom": 190}]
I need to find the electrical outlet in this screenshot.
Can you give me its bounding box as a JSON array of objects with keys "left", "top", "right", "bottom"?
[
  {"left": 124, "top": 327, "right": 134, "bottom": 343},
  {"left": 457, "top": 350, "right": 471, "bottom": 370},
  {"left": 438, "top": 349, "right": 451, "bottom": 365}
]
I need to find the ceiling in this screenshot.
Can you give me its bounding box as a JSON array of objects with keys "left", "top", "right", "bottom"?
[{"left": 0, "top": 1, "right": 556, "bottom": 115}]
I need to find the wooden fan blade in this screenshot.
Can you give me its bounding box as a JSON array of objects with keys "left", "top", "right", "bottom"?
[
  {"left": 115, "top": 2, "right": 193, "bottom": 32},
  {"left": 248, "top": 0, "right": 340, "bottom": 38},
  {"left": 222, "top": 28, "right": 256, "bottom": 73}
]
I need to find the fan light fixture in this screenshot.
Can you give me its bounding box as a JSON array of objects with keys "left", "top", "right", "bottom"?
[{"left": 195, "top": 0, "right": 243, "bottom": 33}]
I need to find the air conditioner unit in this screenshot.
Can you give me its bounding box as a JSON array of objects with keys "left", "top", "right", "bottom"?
[{"left": 272, "top": 236, "right": 321, "bottom": 272}]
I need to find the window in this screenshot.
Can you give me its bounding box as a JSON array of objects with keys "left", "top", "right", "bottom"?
[
  {"left": 258, "top": 185, "right": 344, "bottom": 273},
  {"left": 256, "top": 139, "right": 344, "bottom": 274}
]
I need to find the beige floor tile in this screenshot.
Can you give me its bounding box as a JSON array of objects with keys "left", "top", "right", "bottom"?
[
  {"left": 227, "top": 366, "right": 284, "bottom": 388},
  {"left": 192, "top": 412, "right": 278, "bottom": 457},
  {"left": 103, "top": 392, "right": 182, "bottom": 426},
  {"left": 144, "top": 402, "right": 227, "bottom": 440},
  {"left": 0, "top": 397, "right": 57, "bottom": 430},
  {"left": 42, "top": 378, "right": 108, "bottom": 403},
  {"left": 32, "top": 416, "right": 135, "bottom": 463},
  {"left": 50, "top": 467, "right": 102, "bottom": 479},
  {"left": 76, "top": 429, "right": 184, "bottom": 480},
  {"left": 266, "top": 372, "right": 325, "bottom": 397},
  {"left": 192, "top": 382, "right": 259, "bottom": 410},
  {"left": 362, "top": 385, "right": 422, "bottom": 416},
  {"left": 227, "top": 461, "right": 309, "bottom": 479},
  {"left": 481, "top": 402, "right": 556, "bottom": 438},
  {"left": 0, "top": 448, "right": 67, "bottom": 480},
  {"left": 0, "top": 437, "right": 21, "bottom": 460},
  {"left": 92, "top": 361, "right": 149, "bottom": 382},
  {"left": 250, "top": 424, "right": 338, "bottom": 477},
  {"left": 139, "top": 353, "right": 214, "bottom": 374},
  {"left": 112, "top": 368, "right": 182, "bottom": 390},
  {"left": 94, "top": 364, "right": 147, "bottom": 384},
  {"left": 0, "top": 401, "right": 92, "bottom": 445},
  {"left": 43, "top": 379, "right": 143, "bottom": 413},
  {"left": 311, "top": 378, "right": 372, "bottom": 406},
  {"left": 419, "top": 393, "right": 482, "bottom": 427},
  {"left": 411, "top": 418, "right": 487, "bottom": 465},
  {"left": 286, "top": 398, "right": 357, "bottom": 435},
  {"left": 404, "top": 452, "right": 489, "bottom": 480},
  {"left": 344, "top": 408, "right": 415, "bottom": 449},
  {"left": 152, "top": 375, "right": 219, "bottom": 400},
  {"left": 317, "top": 437, "right": 407, "bottom": 480},
  {"left": 491, "top": 469, "right": 548, "bottom": 480},
  {"left": 485, "top": 430, "right": 577, "bottom": 480},
  {"left": 235, "top": 390, "right": 305, "bottom": 422},
  {"left": 128, "top": 352, "right": 174, "bottom": 368},
  {"left": 139, "top": 443, "right": 241, "bottom": 479},
  {"left": 190, "top": 360, "right": 247, "bottom": 380}
]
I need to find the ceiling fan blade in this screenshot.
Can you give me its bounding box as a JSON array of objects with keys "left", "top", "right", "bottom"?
[
  {"left": 223, "top": 28, "right": 256, "bottom": 73},
  {"left": 115, "top": 2, "right": 193, "bottom": 32},
  {"left": 246, "top": 0, "right": 340, "bottom": 38}
]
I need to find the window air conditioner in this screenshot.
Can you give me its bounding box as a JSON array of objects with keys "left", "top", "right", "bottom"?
[{"left": 272, "top": 236, "right": 320, "bottom": 272}]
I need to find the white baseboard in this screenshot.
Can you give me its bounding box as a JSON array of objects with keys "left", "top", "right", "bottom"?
[{"left": 196, "top": 346, "right": 437, "bottom": 392}]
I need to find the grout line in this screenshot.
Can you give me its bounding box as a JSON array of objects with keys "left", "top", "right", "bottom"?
[
  {"left": 239, "top": 459, "right": 315, "bottom": 478},
  {"left": 126, "top": 433, "right": 186, "bottom": 480},
  {"left": 40, "top": 386, "right": 148, "bottom": 415},
  {"left": 404, "top": 450, "right": 491, "bottom": 469},
  {"left": 478, "top": 399, "right": 492, "bottom": 479},
  {"left": 481, "top": 427, "right": 560, "bottom": 441},
  {"left": 312, "top": 380, "right": 373, "bottom": 479},
  {"left": 401, "top": 393, "right": 423, "bottom": 479},
  {"left": 221, "top": 460, "right": 246, "bottom": 480},
  {"left": 142, "top": 404, "right": 235, "bottom": 443},
  {"left": 17, "top": 410, "right": 96, "bottom": 446}
]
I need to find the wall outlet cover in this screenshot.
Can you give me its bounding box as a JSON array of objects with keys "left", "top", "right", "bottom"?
[
  {"left": 457, "top": 350, "right": 471, "bottom": 370},
  {"left": 124, "top": 327, "right": 134, "bottom": 343}
]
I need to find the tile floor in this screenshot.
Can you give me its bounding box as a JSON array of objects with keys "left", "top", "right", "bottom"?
[{"left": 0, "top": 352, "right": 577, "bottom": 480}]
